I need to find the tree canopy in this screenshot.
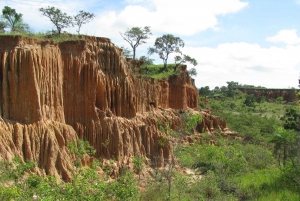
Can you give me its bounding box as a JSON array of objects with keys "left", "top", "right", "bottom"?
[
  {"left": 1, "top": 6, "right": 28, "bottom": 33},
  {"left": 148, "top": 34, "right": 184, "bottom": 71},
  {"left": 120, "top": 26, "right": 152, "bottom": 60},
  {"left": 73, "top": 11, "right": 95, "bottom": 35},
  {"left": 39, "top": 6, "right": 73, "bottom": 35},
  {"left": 149, "top": 34, "right": 197, "bottom": 72}
]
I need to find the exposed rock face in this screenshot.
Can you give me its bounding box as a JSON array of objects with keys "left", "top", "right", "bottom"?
[
  {"left": 0, "top": 35, "right": 225, "bottom": 180},
  {"left": 237, "top": 88, "right": 299, "bottom": 102}
]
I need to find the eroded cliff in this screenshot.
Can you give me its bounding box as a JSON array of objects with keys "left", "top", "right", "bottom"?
[
  {"left": 237, "top": 88, "right": 299, "bottom": 102},
  {"left": 0, "top": 35, "right": 226, "bottom": 180}
]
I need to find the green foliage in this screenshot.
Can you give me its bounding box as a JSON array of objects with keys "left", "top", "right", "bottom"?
[
  {"left": 0, "top": 158, "right": 139, "bottom": 200},
  {"left": 226, "top": 81, "right": 239, "bottom": 97},
  {"left": 108, "top": 170, "right": 139, "bottom": 201},
  {"left": 148, "top": 34, "right": 184, "bottom": 71},
  {"left": 184, "top": 114, "right": 202, "bottom": 134},
  {"left": 73, "top": 10, "right": 95, "bottom": 35},
  {"left": 120, "top": 26, "right": 152, "bottom": 60},
  {"left": 139, "top": 55, "right": 154, "bottom": 65},
  {"left": 283, "top": 107, "right": 300, "bottom": 130},
  {"left": 1, "top": 6, "right": 29, "bottom": 33},
  {"left": 119, "top": 45, "right": 132, "bottom": 58},
  {"left": 39, "top": 6, "right": 73, "bottom": 35},
  {"left": 0, "top": 157, "right": 35, "bottom": 183},
  {"left": 132, "top": 156, "right": 145, "bottom": 174},
  {"left": 237, "top": 168, "right": 300, "bottom": 200},
  {"left": 244, "top": 94, "right": 255, "bottom": 107},
  {"left": 188, "top": 67, "right": 197, "bottom": 77},
  {"left": 68, "top": 139, "right": 96, "bottom": 166},
  {"left": 0, "top": 20, "right": 6, "bottom": 33},
  {"left": 174, "top": 54, "right": 198, "bottom": 71},
  {"left": 140, "top": 63, "right": 179, "bottom": 79},
  {"left": 199, "top": 86, "right": 211, "bottom": 97},
  {"left": 269, "top": 127, "right": 296, "bottom": 167},
  {"left": 102, "top": 139, "right": 110, "bottom": 148}
]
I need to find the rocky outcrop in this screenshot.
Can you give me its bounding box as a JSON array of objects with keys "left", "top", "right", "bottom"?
[
  {"left": 0, "top": 35, "right": 226, "bottom": 180},
  {"left": 237, "top": 88, "right": 299, "bottom": 102}
]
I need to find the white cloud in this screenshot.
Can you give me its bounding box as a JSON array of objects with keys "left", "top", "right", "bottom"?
[
  {"left": 266, "top": 29, "right": 300, "bottom": 45},
  {"left": 109, "top": 0, "right": 249, "bottom": 36},
  {"left": 1, "top": 0, "right": 248, "bottom": 36},
  {"left": 295, "top": 0, "right": 300, "bottom": 5},
  {"left": 183, "top": 43, "right": 300, "bottom": 89}
]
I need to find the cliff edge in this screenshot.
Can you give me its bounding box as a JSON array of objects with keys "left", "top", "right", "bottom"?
[{"left": 0, "top": 35, "right": 226, "bottom": 180}]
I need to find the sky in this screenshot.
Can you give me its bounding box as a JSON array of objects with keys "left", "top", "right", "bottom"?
[{"left": 1, "top": 0, "right": 300, "bottom": 89}]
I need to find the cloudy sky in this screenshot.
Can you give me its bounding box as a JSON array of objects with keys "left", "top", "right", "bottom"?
[{"left": 1, "top": 0, "right": 300, "bottom": 89}]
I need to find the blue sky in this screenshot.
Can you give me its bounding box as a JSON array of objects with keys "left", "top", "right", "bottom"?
[{"left": 1, "top": 0, "right": 300, "bottom": 89}]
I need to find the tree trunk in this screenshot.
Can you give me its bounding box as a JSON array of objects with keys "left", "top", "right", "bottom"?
[
  {"left": 283, "top": 144, "right": 287, "bottom": 166},
  {"left": 133, "top": 48, "right": 136, "bottom": 60}
]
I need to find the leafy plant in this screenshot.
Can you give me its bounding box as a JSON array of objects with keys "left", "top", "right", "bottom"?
[
  {"left": 39, "top": 6, "right": 73, "bottom": 36},
  {"left": 120, "top": 26, "right": 152, "bottom": 60},
  {"left": 73, "top": 10, "right": 95, "bottom": 35}
]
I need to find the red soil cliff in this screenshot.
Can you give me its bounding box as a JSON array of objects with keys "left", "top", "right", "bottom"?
[{"left": 0, "top": 35, "right": 226, "bottom": 180}]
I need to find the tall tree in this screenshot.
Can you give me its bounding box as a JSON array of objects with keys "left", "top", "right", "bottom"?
[
  {"left": 120, "top": 26, "right": 152, "bottom": 60},
  {"left": 149, "top": 34, "right": 197, "bottom": 72},
  {"left": 73, "top": 10, "right": 95, "bottom": 35},
  {"left": 39, "top": 6, "right": 73, "bottom": 36},
  {"left": 2, "top": 6, "right": 23, "bottom": 32}
]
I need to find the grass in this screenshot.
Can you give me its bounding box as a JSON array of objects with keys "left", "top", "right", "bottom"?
[
  {"left": 238, "top": 168, "right": 300, "bottom": 201},
  {"left": 0, "top": 31, "right": 84, "bottom": 42},
  {"left": 140, "top": 63, "right": 179, "bottom": 79}
]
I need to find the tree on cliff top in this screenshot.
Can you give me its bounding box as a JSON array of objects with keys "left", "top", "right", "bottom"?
[
  {"left": 148, "top": 34, "right": 197, "bottom": 72},
  {"left": 120, "top": 26, "right": 152, "bottom": 60},
  {"left": 73, "top": 10, "right": 95, "bottom": 35},
  {"left": 2, "top": 6, "right": 29, "bottom": 33},
  {"left": 39, "top": 6, "right": 73, "bottom": 36}
]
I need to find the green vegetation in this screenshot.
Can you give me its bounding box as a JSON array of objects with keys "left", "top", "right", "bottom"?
[
  {"left": 73, "top": 10, "right": 95, "bottom": 35},
  {"left": 148, "top": 34, "right": 197, "bottom": 72},
  {"left": 1, "top": 6, "right": 29, "bottom": 33},
  {"left": 120, "top": 26, "right": 152, "bottom": 60},
  {"left": 140, "top": 63, "right": 180, "bottom": 79},
  {"left": 1, "top": 82, "right": 300, "bottom": 200},
  {"left": 0, "top": 140, "right": 139, "bottom": 201},
  {"left": 1, "top": 5, "right": 94, "bottom": 40}
]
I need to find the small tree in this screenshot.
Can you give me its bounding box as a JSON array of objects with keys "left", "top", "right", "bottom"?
[
  {"left": 139, "top": 55, "right": 154, "bottom": 65},
  {"left": 73, "top": 10, "right": 95, "bottom": 35},
  {"left": 174, "top": 54, "right": 198, "bottom": 72},
  {"left": 120, "top": 26, "right": 152, "bottom": 60},
  {"left": 39, "top": 6, "right": 73, "bottom": 36},
  {"left": 148, "top": 34, "right": 184, "bottom": 72},
  {"left": 244, "top": 94, "right": 255, "bottom": 107},
  {"left": 269, "top": 127, "right": 296, "bottom": 167},
  {"left": 2, "top": 6, "right": 25, "bottom": 32},
  {"left": 119, "top": 45, "right": 132, "bottom": 58}
]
